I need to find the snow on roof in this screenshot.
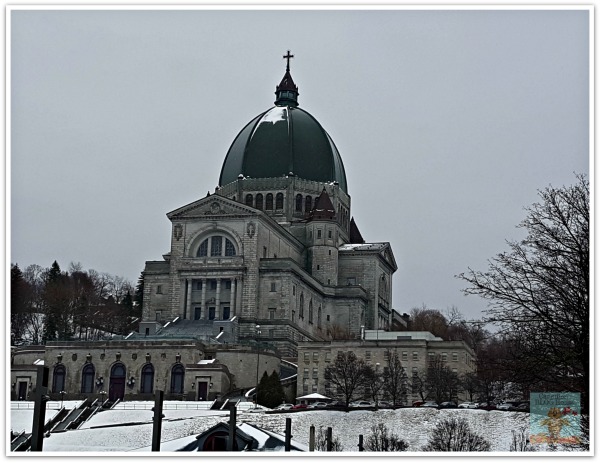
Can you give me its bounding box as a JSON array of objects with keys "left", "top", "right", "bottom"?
[
  {"left": 339, "top": 243, "right": 386, "bottom": 252},
  {"left": 33, "top": 359, "right": 44, "bottom": 365},
  {"left": 197, "top": 359, "right": 216, "bottom": 365},
  {"left": 295, "top": 393, "right": 330, "bottom": 400}
]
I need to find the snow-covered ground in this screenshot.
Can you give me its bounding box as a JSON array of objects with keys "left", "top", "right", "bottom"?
[{"left": 9, "top": 401, "right": 584, "bottom": 454}]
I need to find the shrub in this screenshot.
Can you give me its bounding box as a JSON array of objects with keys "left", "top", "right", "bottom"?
[
  {"left": 422, "top": 417, "right": 490, "bottom": 451},
  {"left": 364, "top": 423, "right": 409, "bottom": 451},
  {"left": 315, "top": 426, "right": 343, "bottom": 451}
]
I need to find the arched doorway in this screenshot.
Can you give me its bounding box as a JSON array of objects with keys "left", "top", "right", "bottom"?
[{"left": 109, "top": 363, "right": 126, "bottom": 401}]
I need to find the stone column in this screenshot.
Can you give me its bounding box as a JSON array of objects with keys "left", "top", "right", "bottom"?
[
  {"left": 215, "top": 279, "right": 221, "bottom": 320},
  {"left": 201, "top": 278, "right": 207, "bottom": 320},
  {"left": 236, "top": 277, "right": 242, "bottom": 315},
  {"left": 231, "top": 278, "right": 236, "bottom": 315},
  {"left": 186, "top": 279, "right": 193, "bottom": 320}
]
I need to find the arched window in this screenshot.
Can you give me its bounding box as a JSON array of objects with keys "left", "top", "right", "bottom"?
[
  {"left": 295, "top": 194, "right": 303, "bottom": 212},
  {"left": 197, "top": 236, "right": 236, "bottom": 257},
  {"left": 317, "top": 306, "right": 322, "bottom": 328},
  {"left": 245, "top": 194, "right": 253, "bottom": 207},
  {"left": 53, "top": 364, "right": 66, "bottom": 393},
  {"left": 299, "top": 294, "right": 304, "bottom": 319},
  {"left": 265, "top": 193, "right": 273, "bottom": 210},
  {"left": 275, "top": 193, "right": 284, "bottom": 210},
  {"left": 225, "top": 239, "right": 236, "bottom": 256},
  {"left": 198, "top": 239, "right": 208, "bottom": 256},
  {"left": 171, "top": 364, "right": 185, "bottom": 394},
  {"left": 255, "top": 194, "right": 264, "bottom": 210},
  {"left": 305, "top": 196, "right": 312, "bottom": 213},
  {"left": 308, "top": 300, "right": 313, "bottom": 324},
  {"left": 81, "top": 364, "right": 95, "bottom": 393},
  {"left": 141, "top": 364, "right": 154, "bottom": 394}
]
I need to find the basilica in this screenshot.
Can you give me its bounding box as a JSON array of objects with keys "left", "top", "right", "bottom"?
[
  {"left": 138, "top": 52, "right": 397, "bottom": 358},
  {"left": 11, "top": 54, "right": 475, "bottom": 404}
]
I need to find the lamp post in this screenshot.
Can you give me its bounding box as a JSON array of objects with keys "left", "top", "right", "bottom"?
[
  {"left": 99, "top": 390, "right": 107, "bottom": 405},
  {"left": 255, "top": 324, "right": 261, "bottom": 409}
]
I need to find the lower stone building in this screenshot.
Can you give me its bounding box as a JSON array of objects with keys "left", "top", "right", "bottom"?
[
  {"left": 296, "top": 331, "right": 476, "bottom": 404},
  {"left": 10, "top": 339, "right": 288, "bottom": 403}
]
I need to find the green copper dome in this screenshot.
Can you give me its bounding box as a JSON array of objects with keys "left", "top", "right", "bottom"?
[{"left": 219, "top": 55, "right": 348, "bottom": 193}]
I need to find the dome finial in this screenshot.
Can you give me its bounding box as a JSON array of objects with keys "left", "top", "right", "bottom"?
[
  {"left": 275, "top": 51, "right": 299, "bottom": 107},
  {"left": 284, "top": 50, "right": 294, "bottom": 72}
]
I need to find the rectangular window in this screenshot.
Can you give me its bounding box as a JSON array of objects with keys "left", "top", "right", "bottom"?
[
  {"left": 292, "top": 310, "right": 296, "bottom": 322},
  {"left": 303, "top": 384, "right": 309, "bottom": 394},
  {"left": 208, "top": 307, "right": 215, "bottom": 320},
  {"left": 317, "top": 229, "right": 322, "bottom": 239},
  {"left": 156, "top": 285, "right": 162, "bottom": 294},
  {"left": 313, "top": 352, "right": 319, "bottom": 362},
  {"left": 312, "top": 368, "right": 318, "bottom": 379},
  {"left": 155, "top": 311, "right": 161, "bottom": 321},
  {"left": 225, "top": 280, "right": 232, "bottom": 290},
  {"left": 452, "top": 368, "right": 458, "bottom": 374},
  {"left": 328, "top": 230, "right": 332, "bottom": 239},
  {"left": 293, "top": 286, "right": 296, "bottom": 296},
  {"left": 211, "top": 236, "right": 222, "bottom": 256},
  {"left": 269, "top": 329, "right": 274, "bottom": 338},
  {"left": 442, "top": 353, "right": 448, "bottom": 362},
  {"left": 312, "top": 384, "right": 318, "bottom": 393},
  {"left": 263, "top": 247, "right": 267, "bottom": 258},
  {"left": 304, "top": 353, "right": 310, "bottom": 363},
  {"left": 222, "top": 307, "right": 230, "bottom": 319},
  {"left": 211, "top": 280, "right": 217, "bottom": 290},
  {"left": 270, "top": 282, "right": 276, "bottom": 292},
  {"left": 303, "top": 368, "right": 309, "bottom": 378},
  {"left": 402, "top": 351, "right": 408, "bottom": 361},
  {"left": 269, "top": 309, "right": 276, "bottom": 320},
  {"left": 325, "top": 352, "right": 331, "bottom": 362},
  {"left": 196, "top": 281, "right": 203, "bottom": 290},
  {"left": 412, "top": 352, "right": 418, "bottom": 361},
  {"left": 452, "top": 352, "right": 458, "bottom": 362},
  {"left": 346, "top": 277, "right": 356, "bottom": 285}
]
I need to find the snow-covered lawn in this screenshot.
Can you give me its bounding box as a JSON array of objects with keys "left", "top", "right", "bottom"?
[{"left": 12, "top": 400, "right": 545, "bottom": 453}]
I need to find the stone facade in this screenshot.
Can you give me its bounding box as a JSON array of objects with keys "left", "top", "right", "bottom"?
[
  {"left": 11, "top": 341, "right": 281, "bottom": 402},
  {"left": 140, "top": 176, "right": 398, "bottom": 358},
  {"left": 296, "top": 334, "right": 476, "bottom": 403}
]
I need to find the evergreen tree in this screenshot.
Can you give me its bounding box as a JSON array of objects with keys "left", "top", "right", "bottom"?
[
  {"left": 134, "top": 272, "right": 144, "bottom": 317},
  {"left": 11, "top": 264, "right": 29, "bottom": 345},
  {"left": 257, "top": 370, "right": 286, "bottom": 408}
]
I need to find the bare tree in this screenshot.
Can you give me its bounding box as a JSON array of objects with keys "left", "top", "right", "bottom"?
[
  {"left": 324, "top": 351, "right": 368, "bottom": 407},
  {"left": 382, "top": 348, "right": 408, "bottom": 407},
  {"left": 458, "top": 175, "right": 589, "bottom": 410},
  {"left": 363, "top": 364, "right": 384, "bottom": 406},
  {"left": 409, "top": 305, "right": 448, "bottom": 338},
  {"left": 424, "top": 355, "right": 460, "bottom": 403}
]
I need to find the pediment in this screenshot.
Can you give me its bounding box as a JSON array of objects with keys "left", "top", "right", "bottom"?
[
  {"left": 379, "top": 245, "right": 398, "bottom": 272},
  {"left": 167, "top": 195, "right": 258, "bottom": 220}
]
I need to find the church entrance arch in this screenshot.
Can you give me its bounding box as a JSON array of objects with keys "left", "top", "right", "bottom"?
[{"left": 109, "top": 363, "right": 126, "bottom": 401}]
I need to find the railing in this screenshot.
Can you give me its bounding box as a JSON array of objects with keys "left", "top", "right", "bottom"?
[{"left": 112, "top": 401, "right": 217, "bottom": 410}]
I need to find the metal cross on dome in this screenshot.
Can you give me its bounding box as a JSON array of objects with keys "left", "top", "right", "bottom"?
[{"left": 283, "top": 50, "right": 294, "bottom": 72}]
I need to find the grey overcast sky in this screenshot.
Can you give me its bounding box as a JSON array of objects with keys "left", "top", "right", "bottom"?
[{"left": 10, "top": 7, "right": 590, "bottom": 322}]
